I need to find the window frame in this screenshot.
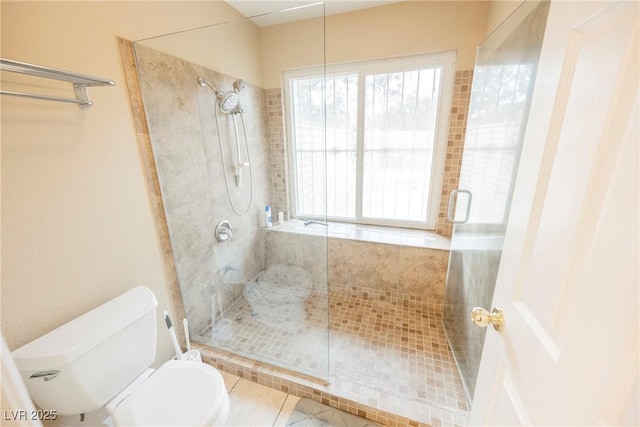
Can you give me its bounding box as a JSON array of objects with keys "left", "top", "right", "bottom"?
[{"left": 283, "top": 52, "right": 456, "bottom": 230}]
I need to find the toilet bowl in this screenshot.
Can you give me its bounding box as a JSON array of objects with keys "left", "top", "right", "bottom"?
[
  {"left": 11, "top": 286, "right": 229, "bottom": 427},
  {"left": 110, "top": 360, "right": 229, "bottom": 426}
]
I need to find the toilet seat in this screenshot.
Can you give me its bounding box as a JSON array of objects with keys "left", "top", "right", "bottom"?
[{"left": 112, "top": 360, "right": 229, "bottom": 427}]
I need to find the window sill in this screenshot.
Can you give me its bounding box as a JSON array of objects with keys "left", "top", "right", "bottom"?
[{"left": 263, "top": 220, "right": 450, "bottom": 251}]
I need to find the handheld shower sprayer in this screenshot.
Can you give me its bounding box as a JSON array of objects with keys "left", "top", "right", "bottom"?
[{"left": 198, "top": 76, "right": 253, "bottom": 216}]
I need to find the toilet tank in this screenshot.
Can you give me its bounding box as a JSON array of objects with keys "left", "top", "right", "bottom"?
[{"left": 12, "top": 286, "right": 158, "bottom": 415}]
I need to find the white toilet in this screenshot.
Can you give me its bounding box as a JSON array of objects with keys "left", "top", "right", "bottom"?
[{"left": 11, "top": 286, "right": 229, "bottom": 426}]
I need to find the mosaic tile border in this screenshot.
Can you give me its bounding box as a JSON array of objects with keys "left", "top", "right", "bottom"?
[
  {"left": 436, "top": 70, "right": 473, "bottom": 238},
  {"left": 266, "top": 88, "right": 290, "bottom": 218}
]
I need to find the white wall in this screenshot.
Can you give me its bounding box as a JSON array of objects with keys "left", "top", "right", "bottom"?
[
  {"left": 140, "top": 16, "right": 264, "bottom": 87},
  {"left": 0, "top": 1, "right": 249, "bottom": 365},
  {"left": 485, "top": 0, "right": 525, "bottom": 36},
  {"left": 260, "top": 1, "right": 490, "bottom": 89}
]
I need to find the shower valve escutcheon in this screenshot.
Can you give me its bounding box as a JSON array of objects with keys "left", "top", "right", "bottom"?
[
  {"left": 470, "top": 307, "right": 505, "bottom": 332},
  {"left": 215, "top": 220, "right": 234, "bottom": 242}
]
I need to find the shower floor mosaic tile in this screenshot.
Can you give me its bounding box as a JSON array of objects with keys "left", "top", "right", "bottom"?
[
  {"left": 204, "top": 284, "right": 330, "bottom": 378},
  {"left": 198, "top": 289, "right": 469, "bottom": 424}
]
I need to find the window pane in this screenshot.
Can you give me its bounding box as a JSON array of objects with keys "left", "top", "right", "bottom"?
[
  {"left": 362, "top": 68, "right": 441, "bottom": 222},
  {"left": 292, "top": 74, "right": 358, "bottom": 218}
]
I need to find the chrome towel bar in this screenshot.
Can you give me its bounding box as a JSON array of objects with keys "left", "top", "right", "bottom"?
[{"left": 0, "top": 58, "right": 115, "bottom": 109}]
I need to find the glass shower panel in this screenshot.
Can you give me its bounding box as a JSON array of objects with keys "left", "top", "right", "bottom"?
[
  {"left": 133, "top": 5, "right": 329, "bottom": 381},
  {"left": 442, "top": 0, "right": 549, "bottom": 401}
]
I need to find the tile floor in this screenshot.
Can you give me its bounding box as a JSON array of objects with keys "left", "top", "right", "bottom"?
[
  {"left": 199, "top": 288, "right": 469, "bottom": 424},
  {"left": 286, "top": 398, "right": 382, "bottom": 426},
  {"left": 221, "top": 371, "right": 301, "bottom": 426},
  {"left": 204, "top": 284, "right": 329, "bottom": 379}
]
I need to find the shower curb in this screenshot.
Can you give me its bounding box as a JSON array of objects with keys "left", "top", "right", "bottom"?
[{"left": 196, "top": 343, "right": 467, "bottom": 427}]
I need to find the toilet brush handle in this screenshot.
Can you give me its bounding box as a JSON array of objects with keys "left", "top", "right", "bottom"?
[
  {"left": 183, "top": 318, "right": 191, "bottom": 352},
  {"left": 163, "top": 311, "right": 183, "bottom": 360}
]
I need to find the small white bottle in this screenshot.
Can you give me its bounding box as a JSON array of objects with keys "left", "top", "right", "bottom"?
[{"left": 265, "top": 205, "right": 273, "bottom": 227}]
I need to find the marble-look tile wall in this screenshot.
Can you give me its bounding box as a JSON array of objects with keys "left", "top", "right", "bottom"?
[
  {"left": 263, "top": 230, "right": 449, "bottom": 303},
  {"left": 442, "top": 247, "right": 501, "bottom": 398},
  {"left": 329, "top": 239, "right": 449, "bottom": 303},
  {"left": 135, "top": 44, "right": 271, "bottom": 333},
  {"left": 262, "top": 231, "right": 328, "bottom": 293}
]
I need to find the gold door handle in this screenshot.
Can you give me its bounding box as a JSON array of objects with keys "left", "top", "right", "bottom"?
[{"left": 470, "top": 307, "right": 505, "bottom": 332}]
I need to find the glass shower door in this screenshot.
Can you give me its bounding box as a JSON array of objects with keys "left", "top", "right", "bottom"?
[
  {"left": 442, "top": 0, "right": 550, "bottom": 401},
  {"left": 132, "top": 4, "right": 330, "bottom": 381}
]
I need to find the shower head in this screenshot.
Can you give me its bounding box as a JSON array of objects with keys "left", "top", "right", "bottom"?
[
  {"left": 198, "top": 77, "right": 244, "bottom": 114},
  {"left": 218, "top": 91, "right": 241, "bottom": 114}
]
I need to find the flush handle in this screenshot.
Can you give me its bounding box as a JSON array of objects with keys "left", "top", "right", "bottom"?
[
  {"left": 30, "top": 370, "right": 60, "bottom": 382},
  {"left": 471, "top": 307, "right": 505, "bottom": 332}
]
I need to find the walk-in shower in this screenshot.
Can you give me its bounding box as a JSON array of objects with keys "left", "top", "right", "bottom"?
[
  {"left": 126, "top": 2, "right": 551, "bottom": 425},
  {"left": 198, "top": 76, "right": 253, "bottom": 215},
  {"left": 132, "top": 5, "right": 330, "bottom": 382}
]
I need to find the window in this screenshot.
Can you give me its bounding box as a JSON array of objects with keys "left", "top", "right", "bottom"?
[{"left": 285, "top": 52, "right": 455, "bottom": 229}]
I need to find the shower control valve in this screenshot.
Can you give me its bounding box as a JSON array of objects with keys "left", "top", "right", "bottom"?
[{"left": 215, "top": 220, "right": 234, "bottom": 242}]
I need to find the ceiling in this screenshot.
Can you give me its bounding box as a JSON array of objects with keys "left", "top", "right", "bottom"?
[{"left": 226, "top": 1, "right": 402, "bottom": 27}]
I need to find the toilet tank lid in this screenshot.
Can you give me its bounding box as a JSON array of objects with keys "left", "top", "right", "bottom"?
[{"left": 12, "top": 286, "right": 158, "bottom": 372}]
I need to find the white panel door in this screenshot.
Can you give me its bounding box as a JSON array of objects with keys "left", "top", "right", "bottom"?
[{"left": 471, "top": 1, "right": 639, "bottom": 425}]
